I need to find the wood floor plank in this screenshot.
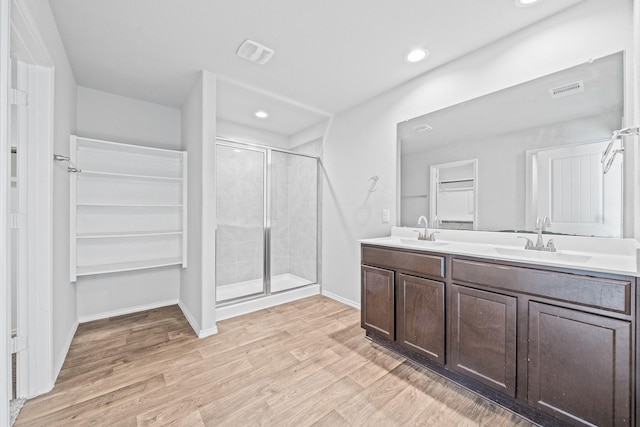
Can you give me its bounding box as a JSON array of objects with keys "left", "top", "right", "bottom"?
[
  {"left": 310, "top": 410, "right": 351, "bottom": 427},
  {"left": 15, "top": 296, "right": 536, "bottom": 426},
  {"left": 15, "top": 374, "right": 166, "bottom": 426}
]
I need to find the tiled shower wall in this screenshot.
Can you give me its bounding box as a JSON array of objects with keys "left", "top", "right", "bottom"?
[
  {"left": 216, "top": 145, "right": 317, "bottom": 288},
  {"left": 216, "top": 146, "right": 265, "bottom": 286},
  {"left": 271, "top": 152, "right": 317, "bottom": 282}
]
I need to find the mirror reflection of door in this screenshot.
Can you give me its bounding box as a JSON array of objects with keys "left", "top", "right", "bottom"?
[
  {"left": 429, "top": 159, "right": 477, "bottom": 230},
  {"left": 527, "top": 140, "right": 622, "bottom": 237}
]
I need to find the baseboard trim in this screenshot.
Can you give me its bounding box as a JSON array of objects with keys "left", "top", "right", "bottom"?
[
  {"left": 197, "top": 325, "right": 219, "bottom": 339},
  {"left": 177, "top": 300, "right": 218, "bottom": 338},
  {"left": 77, "top": 299, "right": 179, "bottom": 323},
  {"left": 53, "top": 319, "right": 78, "bottom": 382},
  {"left": 216, "top": 284, "right": 321, "bottom": 321},
  {"left": 322, "top": 290, "right": 360, "bottom": 310}
]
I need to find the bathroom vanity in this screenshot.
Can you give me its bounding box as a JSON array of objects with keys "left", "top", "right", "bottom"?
[{"left": 360, "top": 233, "right": 638, "bottom": 427}]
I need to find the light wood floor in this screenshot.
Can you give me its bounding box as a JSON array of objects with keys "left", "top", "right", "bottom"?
[{"left": 15, "top": 296, "right": 536, "bottom": 426}]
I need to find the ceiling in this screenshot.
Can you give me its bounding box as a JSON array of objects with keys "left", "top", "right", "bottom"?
[{"left": 49, "top": 0, "right": 585, "bottom": 136}]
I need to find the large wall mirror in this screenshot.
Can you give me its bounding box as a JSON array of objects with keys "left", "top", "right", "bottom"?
[{"left": 398, "top": 51, "right": 625, "bottom": 238}]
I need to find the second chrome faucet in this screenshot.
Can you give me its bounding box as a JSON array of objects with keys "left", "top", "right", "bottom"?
[{"left": 519, "top": 216, "right": 556, "bottom": 252}]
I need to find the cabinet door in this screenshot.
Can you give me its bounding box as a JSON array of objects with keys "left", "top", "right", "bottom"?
[
  {"left": 361, "top": 265, "right": 395, "bottom": 340},
  {"left": 528, "top": 302, "right": 631, "bottom": 426},
  {"left": 396, "top": 274, "right": 444, "bottom": 364},
  {"left": 450, "top": 284, "right": 517, "bottom": 397}
]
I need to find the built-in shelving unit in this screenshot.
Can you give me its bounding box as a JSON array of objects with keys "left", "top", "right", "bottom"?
[
  {"left": 430, "top": 159, "right": 477, "bottom": 230},
  {"left": 70, "top": 136, "right": 187, "bottom": 281}
]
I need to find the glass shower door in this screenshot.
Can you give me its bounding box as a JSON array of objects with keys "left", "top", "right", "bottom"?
[
  {"left": 215, "top": 144, "right": 266, "bottom": 303},
  {"left": 270, "top": 151, "right": 317, "bottom": 292}
]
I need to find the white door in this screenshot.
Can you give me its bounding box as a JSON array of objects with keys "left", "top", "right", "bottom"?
[{"left": 535, "top": 140, "right": 622, "bottom": 237}]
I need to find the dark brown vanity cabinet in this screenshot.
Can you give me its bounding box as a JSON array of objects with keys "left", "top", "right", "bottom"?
[
  {"left": 361, "top": 245, "right": 446, "bottom": 362},
  {"left": 452, "top": 258, "right": 634, "bottom": 426},
  {"left": 361, "top": 243, "right": 637, "bottom": 426},
  {"left": 449, "top": 284, "right": 517, "bottom": 397},
  {"left": 396, "top": 273, "right": 445, "bottom": 364},
  {"left": 528, "top": 302, "right": 632, "bottom": 426},
  {"left": 361, "top": 265, "right": 395, "bottom": 340}
]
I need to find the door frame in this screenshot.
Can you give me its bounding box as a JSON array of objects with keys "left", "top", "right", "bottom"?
[
  {"left": 9, "top": 0, "right": 55, "bottom": 399},
  {"left": 1, "top": 0, "right": 12, "bottom": 423}
]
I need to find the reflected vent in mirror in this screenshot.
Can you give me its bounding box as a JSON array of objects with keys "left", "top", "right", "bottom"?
[
  {"left": 412, "top": 124, "right": 433, "bottom": 132},
  {"left": 549, "top": 80, "right": 584, "bottom": 99}
]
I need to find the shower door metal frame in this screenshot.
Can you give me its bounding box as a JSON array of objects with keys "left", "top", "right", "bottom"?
[{"left": 215, "top": 137, "right": 320, "bottom": 306}]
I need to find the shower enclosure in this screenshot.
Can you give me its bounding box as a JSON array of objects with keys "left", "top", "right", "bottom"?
[{"left": 215, "top": 140, "right": 318, "bottom": 304}]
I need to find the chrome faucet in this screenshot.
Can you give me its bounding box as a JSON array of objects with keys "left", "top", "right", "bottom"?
[
  {"left": 416, "top": 216, "right": 429, "bottom": 240},
  {"left": 519, "top": 216, "right": 556, "bottom": 252}
]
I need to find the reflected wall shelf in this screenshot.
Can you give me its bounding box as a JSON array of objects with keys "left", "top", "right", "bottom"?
[{"left": 70, "top": 136, "right": 187, "bottom": 281}]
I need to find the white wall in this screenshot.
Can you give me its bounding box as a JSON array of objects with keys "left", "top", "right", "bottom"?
[
  {"left": 290, "top": 120, "right": 329, "bottom": 150},
  {"left": 75, "top": 86, "right": 182, "bottom": 320},
  {"left": 77, "top": 86, "right": 181, "bottom": 150},
  {"left": 180, "top": 70, "right": 217, "bottom": 337},
  {"left": 217, "top": 119, "right": 289, "bottom": 149},
  {"left": 321, "top": 0, "right": 634, "bottom": 306}
]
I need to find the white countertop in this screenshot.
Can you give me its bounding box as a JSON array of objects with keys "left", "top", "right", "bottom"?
[{"left": 359, "top": 227, "right": 640, "bottom": 277}]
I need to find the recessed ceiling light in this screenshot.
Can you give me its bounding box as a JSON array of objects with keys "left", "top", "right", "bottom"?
[
  {"left": 515, "top": 0, "right": 541, "bottom": 7},
  {"left": 405, "top": 48, "right": 429, "bottom": 63},
  {"left": 254, "top": 110, "right": 269, "bottom": 119}
]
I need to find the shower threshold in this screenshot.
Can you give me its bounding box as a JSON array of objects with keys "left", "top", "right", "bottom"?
[{"left": 217, "top": 273, "right": 312, "bottom": 302}]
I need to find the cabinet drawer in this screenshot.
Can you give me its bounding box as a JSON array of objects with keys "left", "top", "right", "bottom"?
[
  {"left": 362, "top": 245, "right": 444, "bottom": 279},
  {"left": 452, "top": 258, "right": 631, "bottom": 314}
]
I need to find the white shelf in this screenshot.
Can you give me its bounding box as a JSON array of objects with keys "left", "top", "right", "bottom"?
[
  {"left": 70, "top": 135, "right": 187, "bottom": 281},
  {"left": 77, "top": 230, "right": 183, "bottom": 239},
  {"left": 76, "top": 257, "right": 183, "bottom": 277},
  {"left": 75, "top": 136, "right": 183, "bottom": 158},
  {"left": 78, "top": 170, "right": 183, "bottom": 182},
  {"left": 439, "top": 178, "right": 474, "bottom": 184}
]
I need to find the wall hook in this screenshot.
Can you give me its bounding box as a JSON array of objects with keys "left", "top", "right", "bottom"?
[
  {"left": 368, "top": 175, "right": 379, "bottom": 192},
  {"left": 53, "top": 154, "right": 70, "bottom": 162}
]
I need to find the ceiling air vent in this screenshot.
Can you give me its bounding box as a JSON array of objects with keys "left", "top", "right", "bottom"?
[
  {"left": 549, "top": 80, "right": 584, "bottom": 99},
  {"left": 236, "top": 39, "right": 275, "bottom": 65}
]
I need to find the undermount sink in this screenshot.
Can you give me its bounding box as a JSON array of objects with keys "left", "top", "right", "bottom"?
[
  {"left": 399, "top": 239, "right": 449, "bottom": 248},
  {"left": 484, "top": 247, "right": 592, "bottom": 264},
  {"left": 373, "top": 237, "right": 449, "bottom": 248}
]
